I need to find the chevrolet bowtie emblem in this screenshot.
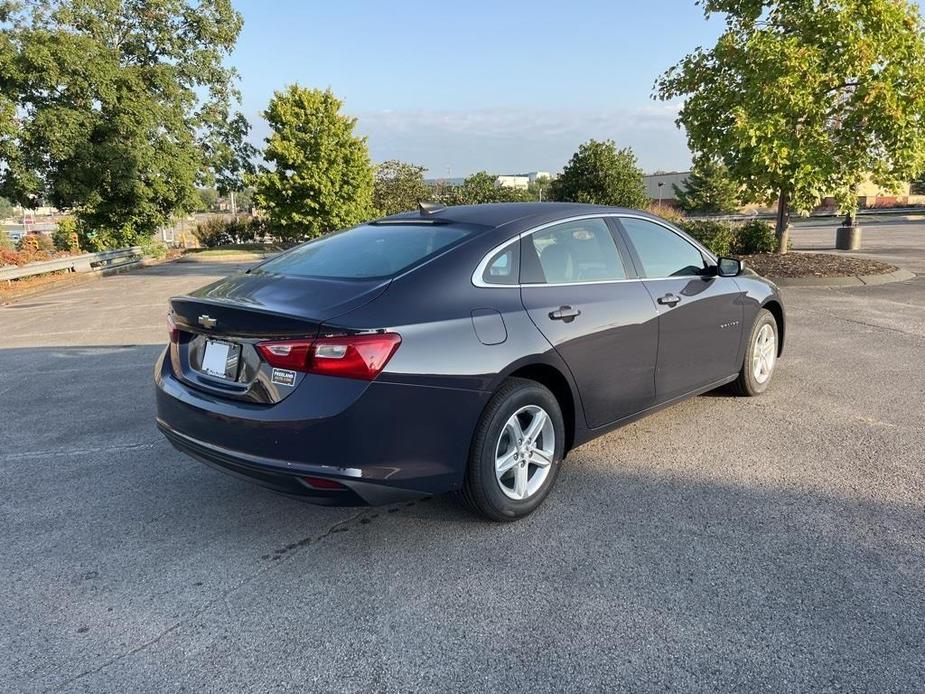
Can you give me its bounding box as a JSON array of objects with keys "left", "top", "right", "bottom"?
[{"left": 198, "top": 314, "right": 217, "bottom": 329}]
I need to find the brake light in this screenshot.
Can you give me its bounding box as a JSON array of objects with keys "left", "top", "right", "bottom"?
[
  {"left": 167, "top": 313, "right": 179, "bottom": 344},
  {"left": 256, "top": 333, "right": 401, "bottom": 380}
]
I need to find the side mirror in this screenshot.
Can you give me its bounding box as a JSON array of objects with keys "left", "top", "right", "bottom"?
[{"left": 716, "top": 257, "right": 744, "bottom": 277}]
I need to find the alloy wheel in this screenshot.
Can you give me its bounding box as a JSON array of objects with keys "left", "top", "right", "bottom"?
[
  {"left": 752, "top": 323, "right": 777, "bottom": 384},
  {"left": 494, "top": 405, "right": 555, "bottom": 501}
]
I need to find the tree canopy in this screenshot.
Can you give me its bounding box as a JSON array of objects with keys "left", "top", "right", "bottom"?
[
  {"left": 0, "top": 0, "right": 251, "bottom": 249},
  {"left": 0, "top": 195, "right": 13, "bottom": 220},
  {"left": 456, "top": 171, "right": 529, "bottom": 204},
  {"left": 656, "top": 0, "right": 925, "bottom": 251},
  {"left": 252, "top": 86, "right": 374, "bottom": 240},
  {"left": 673, "top": 156, "right": 741, "bottom": 214},
  {"left": 549, "top": 139, "right": 648, "bottom": 209},
  {"left": 373, "top": 160, "right": 429, "bottom": 216}
]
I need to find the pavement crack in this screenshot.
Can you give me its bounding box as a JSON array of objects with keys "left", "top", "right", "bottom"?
[
  {"left": 0, "top": 441, "right": 160, "bottom": 463},
  {"left": 53, "top": 509, "right": 368, "bottom": 690}
]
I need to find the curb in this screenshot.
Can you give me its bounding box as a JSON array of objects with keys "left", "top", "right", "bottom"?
[
  {"left": 176, "top": 253, "right": 271, "bottom": 263},
  {"left": 0, "top": 255, "right": 177, "bottom": 304},
  {"left": 773, "top": 268, "right": 916, "bottom": 288}
]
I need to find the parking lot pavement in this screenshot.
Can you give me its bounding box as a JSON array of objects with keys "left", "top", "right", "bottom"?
[{"left": 1, "top": 226, "right": 923, "bottom": 692}]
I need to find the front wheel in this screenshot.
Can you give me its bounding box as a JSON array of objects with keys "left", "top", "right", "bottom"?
[
  {"left": 461, "top": 378, "right": 565, "bottom": 521},
  {"left": 729, "top": 308, "right": 779, "bottom": 396}
]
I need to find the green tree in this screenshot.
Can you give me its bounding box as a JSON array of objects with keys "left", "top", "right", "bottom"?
[
  {"left": 0, "top": 196, "right": 14, "bottom": 220},
  {"left": 0, "top": 0, "right": 250, "bottom": 249},
  {"left": 674, "top": 156, "right": 741, "bottom": 214},
  {"left": 455, "top": 172, "right": 531, "bottom": 204},
  {"left": 373, "top": 160, "right": 429, "bottom": 215},
  {"left": 196, "top": 188, "right": 220, "bottom": 212},
  {"left": 549, "top": 139, "right": 648, "bottom": 208},
  {"left": 656, "top": 0, "right": 925, "bottom": 252},
  {"left": 52, "top": 216, "right": 80, "bottom": 251},
  {"left": 252, "top": 86, "right": 374, "bottom": 240}
]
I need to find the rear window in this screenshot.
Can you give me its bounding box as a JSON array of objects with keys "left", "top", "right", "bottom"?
[{"left": 256, "top": 223, "right": 475, "bottom": 279}]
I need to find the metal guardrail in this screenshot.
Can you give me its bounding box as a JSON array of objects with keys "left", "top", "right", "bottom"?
[
  {"left": 0, "top": 246, "right": 143, "bottom": 282},
  {"left": 687, "top": 206, "right": 925, "bottom": 223}
]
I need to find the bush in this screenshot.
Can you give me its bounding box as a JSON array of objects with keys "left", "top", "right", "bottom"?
[
  {"left": 17, "top": 233, "right": 55, "bottom": 254},
  {"left": 679, "top": 220, "right": 737, "bottom": 257},
  {"left": 1, "top": 248, "right": 29, "bottom": 266},
  {"left": 53, "top": 216, "right": 81, "bottom": 251},
  {"left": 645, "top": 204, "right": 686, "bottom": 226},
  {"left": 193, "top": 215, "right": 261, "bottom": 248},
  {"left": 0, "top": 230, "right": 13, "bottom": 250},
  {"left": 735, "top": 220, "right": 778, "bottom": 254},
  {"left": 139, "top": 235, "right": 167, "bottom": 259}
]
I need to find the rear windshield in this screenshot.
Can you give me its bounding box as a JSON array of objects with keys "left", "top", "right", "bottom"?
[{"left": 256, "top": 223, "right": 475, "bottom": 279}]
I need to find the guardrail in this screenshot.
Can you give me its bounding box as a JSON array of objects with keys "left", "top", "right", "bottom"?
[
  {"left": 687, "top": 206, "right": 925, "bottom": 223},
  {"left": 0, "top": 246, "right": 143, "bottom": 283}
]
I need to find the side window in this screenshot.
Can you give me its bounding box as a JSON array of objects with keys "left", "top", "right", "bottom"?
[
  {"left": 620, "top": 218, "right": 706, "bottom": 278},
  {"left": 481, "top": 240, "right": 520, "bottom": 285},
  {"left": 525, "top": 218, "right": 627, "bottom": 284}
]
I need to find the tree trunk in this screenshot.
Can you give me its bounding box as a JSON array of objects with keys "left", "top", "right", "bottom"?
[{"left": 775, "top": 190, "right": 791, "bottom": 254}]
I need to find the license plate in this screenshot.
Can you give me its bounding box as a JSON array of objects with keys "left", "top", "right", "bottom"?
[{"left": 201, "top": 340, "right": 235, "bottom": 379}]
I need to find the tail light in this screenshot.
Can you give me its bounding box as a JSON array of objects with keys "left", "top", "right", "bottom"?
[
  {"left": 167, "top": 313, "right": 179, "bottom": 344},
  {"left": 256, "top": 333, "right": 401, "bottom": 380}
]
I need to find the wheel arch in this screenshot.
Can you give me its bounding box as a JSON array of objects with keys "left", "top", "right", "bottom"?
[{"left": 505, "top": 362, "right": 578, "bottom": 454}]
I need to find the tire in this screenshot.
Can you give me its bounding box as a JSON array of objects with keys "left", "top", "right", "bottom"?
[
  {"left": 461, "top": 377, "right": 565, "bottom": 522},
  {"left": 729, "top": 308, "right": 779, "bottom": 396}
]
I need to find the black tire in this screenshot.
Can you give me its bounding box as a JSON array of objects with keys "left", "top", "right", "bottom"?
[
  {"left": 729, "top": 308, "right": 779, "bottom": 397},
  {"left": 461, "top": 377, "right": 565, "bottom": 522}
]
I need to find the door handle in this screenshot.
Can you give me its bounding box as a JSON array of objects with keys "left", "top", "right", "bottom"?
[
  {"left": 548, "top": 305, "right": 581, "bottom": 322},
  {"left": 657, "top": 293, "right": 681, "bottom": 307}
]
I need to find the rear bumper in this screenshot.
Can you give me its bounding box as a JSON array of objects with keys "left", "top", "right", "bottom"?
[
  {"left": 157, "top": 419, "right": 423, "bottom": 505},
  {"left": 154, "top": 349, "right": 490, "bottom": 505}
]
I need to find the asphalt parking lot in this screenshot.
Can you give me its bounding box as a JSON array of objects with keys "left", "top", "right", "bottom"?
[{"left": 1, "top": 221, "right": 923, "bottom": 692}]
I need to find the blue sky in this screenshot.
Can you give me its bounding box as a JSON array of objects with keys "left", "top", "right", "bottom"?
[{"left": 231, "top": 1, "right": 726, "bottom": 176}]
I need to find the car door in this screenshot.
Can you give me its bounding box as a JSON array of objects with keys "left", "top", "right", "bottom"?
[
  {"left": 519, "top": 217, "right": 659, "bottom": 428},
  {"left": 616, "top": 216, "right": 744, "bottom": 402}
]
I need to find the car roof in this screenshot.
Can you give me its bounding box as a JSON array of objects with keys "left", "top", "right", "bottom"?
[{"left": 376, "top": 202, "right": 654, "bottom": 234}]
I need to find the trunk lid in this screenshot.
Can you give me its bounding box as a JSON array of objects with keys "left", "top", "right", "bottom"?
[{"left": 167, "top": 271, "right": 391, "bottom": 404}]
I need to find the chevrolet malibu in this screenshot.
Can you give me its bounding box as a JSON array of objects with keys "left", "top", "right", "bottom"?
[{"left": 155, "top": 202, "right": 785, "bottom": 521}]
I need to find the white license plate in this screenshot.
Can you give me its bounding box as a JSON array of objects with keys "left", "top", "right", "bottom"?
[{"left": 201, "top": 340, "right": 232, "bottom": 378}]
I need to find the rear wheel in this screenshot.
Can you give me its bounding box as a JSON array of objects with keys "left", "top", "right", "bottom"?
[
  {"left": 729, "top": 308, "right": 778, "bottom": 396},
  {"left": 462, "top": 378, "right": 564, "bottom": 521}
]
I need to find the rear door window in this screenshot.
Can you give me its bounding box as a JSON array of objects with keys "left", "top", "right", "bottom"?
[{"left": 257, "top": 223, "right": 476, "bottom": 279}]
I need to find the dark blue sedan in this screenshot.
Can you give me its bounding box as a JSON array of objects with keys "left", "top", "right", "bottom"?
[{"left": 155, "top": 202, "right": 785, "bottom": 521}]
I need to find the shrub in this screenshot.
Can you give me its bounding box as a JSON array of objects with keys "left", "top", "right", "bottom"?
[
  {"left": 679, "top": 220, "right": 736, "bottom": 257},
  {"left": 139, "top": 235, "right": 167, "bottom": 259},
  {"left": 645, "top": 204, "right": 686, "bottom": 225},
  {"left": 1, "top": 249, "right": 29, "bottom": 266},
  {"left": 0, "top": 230, "right": 13, "bottom": 250},
  {"left": 53, "top": 217, "right": 81, "bottom": 251},
  {"left": 17, "top": 232, "right": 55, "bottom": 254},
  {"left": 735, "top": 220, "right": 778, "bottom": 254},
  {"left": 193, "top": 215, "right": 261, "bottom": 248}
]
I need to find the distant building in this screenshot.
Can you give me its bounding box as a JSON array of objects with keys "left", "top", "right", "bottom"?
[
  {"left": 495, "top": 175, "right": 530, "bottom": 190},
  {"left": 527, "top": 171, "right": 551, "bottom": 184},
  {"left": 644, "top": 171, "right": 691, "bottom": 207}
]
